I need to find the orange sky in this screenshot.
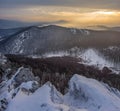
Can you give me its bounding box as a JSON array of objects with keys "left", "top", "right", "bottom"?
[{"left": 1, "top": 6, "right": 120, "bottom": 28}]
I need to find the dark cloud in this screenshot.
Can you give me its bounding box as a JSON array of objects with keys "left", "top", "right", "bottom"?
[{"left": 0, "top": 0, "right": 120, "bottom": 10}]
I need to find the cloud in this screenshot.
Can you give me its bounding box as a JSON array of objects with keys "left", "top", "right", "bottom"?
[
  {"left": 0, "top": 0, "right": 120, "bottom": 10},
  {"left": 0, "top": 5, "right": 120, "bottom": 27},
  {"left": 0, "top": 1, "right": 120, "bottom": 27}
]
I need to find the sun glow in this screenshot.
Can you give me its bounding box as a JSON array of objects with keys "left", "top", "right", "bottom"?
[
  {"left": 92, "top": 11, "right": 118, "bottom": 15},
  {"left": 1, "top": 6, "right": 120, "bottom": 27}
]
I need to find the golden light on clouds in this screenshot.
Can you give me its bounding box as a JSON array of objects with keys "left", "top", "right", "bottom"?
[
  {"left": 43, "top": 8, "right": 120, "bottom": 27},
  {"left": 92, "top": 11, "right": 116, "bottom": 15},
  {"left": 1, "top": 6, "right": 120, "bottom": 28}
]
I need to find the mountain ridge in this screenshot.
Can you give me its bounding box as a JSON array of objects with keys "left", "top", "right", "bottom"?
[{"left": 0, "top": 25, "right": 120, "bottom": 55}]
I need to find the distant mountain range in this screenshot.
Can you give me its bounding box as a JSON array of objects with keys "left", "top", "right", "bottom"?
[
  {"left": 0, "top": 25, "right": 120, "bottom": 71},
  {"left": 0, "top": 25, "right": 120, "bottom": 55},
  {"left": 0, "top": 19, "right": 34, "bottom": 29},
  {"left": 86, "top": 25, "right": 120, "bottom": 31},
  {"left": 0, "top": 19, "right": 67, "bottom": 29}
]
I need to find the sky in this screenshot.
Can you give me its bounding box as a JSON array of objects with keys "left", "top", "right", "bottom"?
[{"left": 0, "top": 0, "right": 120, "bottom": 28}]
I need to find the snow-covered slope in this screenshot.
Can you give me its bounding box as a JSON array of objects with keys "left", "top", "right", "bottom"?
[
  {"left": 79, "top": 48, "right": 120, "bottom": 74},
  {"left": 64, "top": 74, "right": 120, "bottom": 111},
  {"left": 0, "top": 25, "right": 120, "bottom": 55},
  {"left": 0, "top": 66, "right": 120, "bottom": 111},
  {"left": 6, "top": 82, "right": 66, "bottom": 111},
  {"left": 81, "top": 49, "right": 113, "bottom": 68},
  {"left": 0, "top": 25, "right": 82, "bottom": 54}
]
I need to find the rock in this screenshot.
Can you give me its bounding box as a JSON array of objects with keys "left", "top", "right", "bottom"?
[
  {"left": 102, "top": 67, "right": 112, "bottom": 75},
  {"left": 64, "top": 74, "right": 120, "bottom": 111},
  {"left": 8, "top": 67, "right": 40, "bottom": 98},
  {"left": 0, "top": 98, "right": 8, "bottom": 111},
  {"left": 0, "top": 68, "right": 4, "bottom": 82},
  {"left": 20, "top": 81, "right": 40, "bottom": 95},
  {"left": 46, "top": 82, "right": 63, "bottom": 104},
  {"left": 10, "top": 67, "right": 40, "bottom": 89}
]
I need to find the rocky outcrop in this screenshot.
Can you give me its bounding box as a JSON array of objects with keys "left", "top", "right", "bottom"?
[
  {"left": 8, "top": 67, "right": 40, "bottom": 90},
  {"left": 102, "top": 66, "right": 112, "bottom": 75},
  {"left": 20, "top": 81, "right": 39, "bottom": 95},
  {"left": 64, "top": 74, "right": 120, "bottom": 111},
  {"left": 0, "top": 98, "right": 8, "bottom": 111},
  {"left": 0, "top": 67, "right": 40, "bottom": 111},
  {"left": 3, "top": 74, "right": 120, "bottom": 111}
]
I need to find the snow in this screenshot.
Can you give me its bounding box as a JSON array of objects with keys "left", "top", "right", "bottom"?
[
  {"left": 19, "top": 49, "right": 23, "bottom": 54},
  {"left": 79, "top": 29, "right": 90, "bottom": 36},
  {"left": 30, "top": 48, "right": 119, "bottom": 74},
  {"left": 79, "top": 48, "right": 120, "bottom": 74},
  {"left": 70, "top": 28, "right": 90, "bottom": 35},
  {"left": 10, "top": 33, "right": 25, "bottom": 53},
  {"left": 6, "top": 82, "right": 85, "bottom": 111},
  {"left": 0, "top": 72, "right": 120, "bottom": 111},
  {"left": 0, "top": 67, "right": 39, "bottom": 103},
  {"left": 108, "top": 46, "right": 119, "bottom": 50},
  {"left": 0, "top": 36, "right": 4, "bottom": 42},
  {"left": 80, "top": 49, "right": 115, "bottom": 69},
  {"left": 38, "top": 24, "right": 52, "bottom": 27},
  {"left": 30, "top": 51, "right": 70, "bottom": 58},
  {"left": 103, "top": 46, "right": 120, "bottom": 51},
  {"left": 0, "top": 53, "right": 7, "bottom": 65},
  {"left": 20, "top": 81, "right": 38, "bottom": 90},
  {"left": 43, "top": 51, "right": 69, "bottom": 58},
  {"left": 6, "top": 31, "right": 31, "bottom": 54},
  {"left": 3, "top": 74, "right": 120, "bottom": 111},
  {"left": 0, "top": 67, "right": 85, "bottom": 111},
  {"left": 32, "top": 48, "right": 117, "bottom": 70},
  {"left": 64, "top": 74, "right": 120, "bottom": 111},
  {"left": 8, "top": 67, "right": 23, "bottom": 84},
  {"left": 30, "top": 47, "right": 82, "bottom": 58},
  {"left": 70, "top": 28, "right": 77, "bottom": 34},
  {"left": 84, "top": 30, "right": 90, "bottom": 35}
]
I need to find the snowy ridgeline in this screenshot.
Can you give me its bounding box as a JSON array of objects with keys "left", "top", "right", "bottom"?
[{"left": 0, "top": 67, "right": 120, "bottom": 111}]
